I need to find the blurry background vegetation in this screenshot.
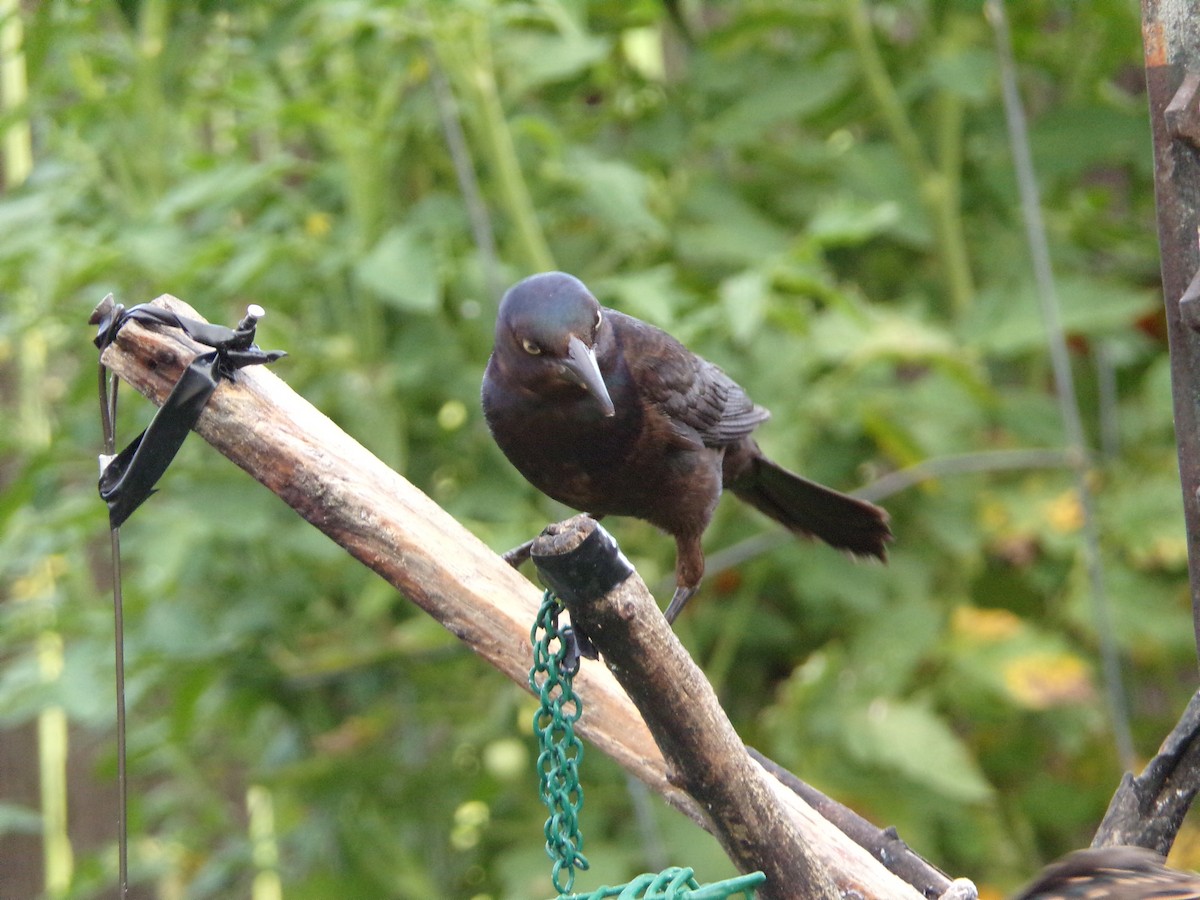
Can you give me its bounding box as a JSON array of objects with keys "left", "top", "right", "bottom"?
[{"left": 0, "top": 0, "right": 1190, "bottom": 898}]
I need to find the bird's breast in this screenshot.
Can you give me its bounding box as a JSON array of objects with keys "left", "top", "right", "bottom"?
[{"left": 484, "top": 345, "right": 723, "bottom": 525}]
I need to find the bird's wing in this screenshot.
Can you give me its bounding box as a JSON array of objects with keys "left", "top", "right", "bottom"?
[
  {"left": 612, "top": 311, "right": 770, "bottom": 448},
  {"left": 1013, "top": 847, "right": 1200, "bottom": 900}
]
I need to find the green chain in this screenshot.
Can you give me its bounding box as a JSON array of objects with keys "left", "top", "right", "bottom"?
[
  {"left": 530, "top": 589, "right": 589, "bottom": 895},
  {"left": 529, "top": 589, "right": 766, "bottom": 900},
  {"left": 568, "top": 867, "right": 766, "bottom": 899}
]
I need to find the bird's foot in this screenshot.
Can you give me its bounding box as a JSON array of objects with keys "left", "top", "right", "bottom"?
[
  {"left": 501, "top": 538, "right": 535, "bottom": 568},
  {"left": 560, "top": 625, "right": 599, "bottom": 673},
  {"left": 664, "top": 585, "right": 698, "bottom": 624},
  {"left": 503, "top": 514, "right": 606, "bottom": 569}
]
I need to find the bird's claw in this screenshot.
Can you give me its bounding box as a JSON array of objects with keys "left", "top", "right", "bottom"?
[
  {"left": 559, "top": 625, "right": 598, "bottom": 674},
  {"left": 501, "top": 538, "right": 535, "bottom": 569},
  {"left": 663, "top": 585, "right": 698, "bottom": 624}
]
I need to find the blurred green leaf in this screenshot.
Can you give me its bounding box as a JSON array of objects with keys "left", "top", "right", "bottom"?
[
  {"left": 843, "top": 699, "right": 995, "bottom": 803},
  {"left": 356, "top": 224, "right": 440, "bottom": 313},
  {"left": 966, "top": 276, "right": 1158, "bottom": 356},
  {"left": 1031, "top": 105, "right": 1150, "bottom": 185},
  {"left": 496, "top": 23, "right": 611, "bottom": 95},
  {"left": 808, "top": 196, "right": 902, "bottom": 247},
  {"left": 676, "top": 181, "right": 792, "bottom": 267},
  {"left": 926, "top": 46, "right": 995, "bottom": 104},
  {"left": 708, "top": 57, "right": 855, "bottom": 146},
  {"left": 719, "top": 269, "right": 769, "bottom": 344},
  {"left": 562, "top": 149, "right": 666, "bottom": 244}
]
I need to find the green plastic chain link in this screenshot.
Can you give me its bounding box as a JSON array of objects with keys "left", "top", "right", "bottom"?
[
  {"left": 568, "top": 867, "right": 766, "bottom": 899},
  {"left": 530, "top": 589, "right": 590, "bottom": 895},
  {"left": 529, "top": 589, "right": 766, "bottom": 900}
]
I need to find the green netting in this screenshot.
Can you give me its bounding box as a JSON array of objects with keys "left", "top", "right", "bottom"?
[{"left": 529, "top": 589, "right": 766, "bottom": 900}]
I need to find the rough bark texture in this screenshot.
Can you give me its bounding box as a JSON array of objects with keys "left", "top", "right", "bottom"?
[
  {"left": 1093, "top": 688, "right": 1200, "bottom": 854},
  {"left": 1076, "top": 0, "right": 1200, "bottom": 858},
  {"left": 1143, "top": 0, "right": 1200, "bottom": 657}
]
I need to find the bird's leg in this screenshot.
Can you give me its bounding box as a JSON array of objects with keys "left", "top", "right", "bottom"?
[
  {"left": 501, "top": 538, "right": 535, "bottom": 568},
  {"left": 664, "top": 585, "right": 697, "bottom": 623},
  {"left": 664, "top": 532, "right": 705, "bottom": 623}
]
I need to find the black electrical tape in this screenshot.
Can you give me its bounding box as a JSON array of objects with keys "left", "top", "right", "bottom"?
[
  {"left": 531, "top": 521, "right": 635, "bottom": 608},
  {"left": 95, "top": 301, "right": 285, "bottom": 528}
]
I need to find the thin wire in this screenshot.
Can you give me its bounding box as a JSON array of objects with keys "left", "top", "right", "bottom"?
[
  {"left": 1096, "top": 341, "right": 1121, "bottom": 461},
  {"left": 99, "top": 363, "right": 129, "bottom": 898},
  {"left": 423, "top": 28, "right": 504, "bottom": 305},
  {"left": 853, "top": 447, "right": 1078, "bottom": 504},
  {"left": 987, "top": 0, "right": 1134, "bottom": 768},
  {"left": 658, "top": 448, "right": 1078, "bottom": 597},
  {"left": 110, "top": 529, "right": 127, "bottom": 898}
]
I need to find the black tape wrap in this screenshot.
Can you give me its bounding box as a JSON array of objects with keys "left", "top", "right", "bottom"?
[
  {"left": 94, "top": 300, "right": 285, "bottom": 528},
  {"left": 531, "top": 518, "right": 634, "bottom": 606}
]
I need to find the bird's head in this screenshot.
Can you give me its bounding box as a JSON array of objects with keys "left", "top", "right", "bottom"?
[{"left": 492, "top": 272, "right": 615, "bottom": 417}]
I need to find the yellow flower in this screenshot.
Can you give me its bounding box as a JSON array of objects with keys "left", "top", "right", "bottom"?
[
  {"left": 979, "top": 498, "right": 1010, "bottom": 532},
  {"left": 304, "top": 211, "right": 332, "bottom": 238},
  {"left": 951, "top": 606, "right": 1023, "bottom": 642},
  {"left": 12, "top": 555, "right": 68, "bottom": 602},
  {"left": 1003, "top": 652, "right": 1094, "bottom": 709},
  {"left": 1044, "top": 490, "right": 1084, "bottom": 533}
]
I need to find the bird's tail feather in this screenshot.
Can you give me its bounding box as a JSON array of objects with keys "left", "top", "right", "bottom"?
[{"left": 729, "top": 456, "right": 891, "bottom": 560}]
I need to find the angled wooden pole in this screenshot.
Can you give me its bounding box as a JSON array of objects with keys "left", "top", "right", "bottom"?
[
  {"left": 532, "top": 515, "right": 839, "bottom": 899},
  {"left": 1143, "top": 0, "right": 1200, "bottom": 659},
  {"left": 92, "top": 293, "right": 940, "bottom": 900}
]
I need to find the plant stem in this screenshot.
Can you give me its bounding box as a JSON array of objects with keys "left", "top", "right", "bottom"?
[
  {"left": 987, "top": 0, "right": 1134, "bottom": 770},
  {"left": 247, "top": 786, "right": 283, "bottom": 900},
  {"left": 0, "top": 0, "right": 32, "bottom": 188},
  {"left": 433, "top": 9, "right": 554, "bottom": 274},
  {"left": 933, "top": 87, "right": 976, "bottom": 311},
  {"left": 424, "top": 29, "right": 504, "bottom": 302},
  {"left": 5, "top": 8, "right": 78, "bottom": 891},
  {"left": 844, "top": 0, "right": 975, "bottom": 315},
  {"left": 37, "top": 633, "right": 72, "bottom": 897},
  {"left": 844, "top": 0, "right": 928, "bottom": 179}
]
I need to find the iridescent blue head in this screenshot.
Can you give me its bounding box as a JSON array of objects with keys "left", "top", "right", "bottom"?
[{"left": 491, "top": 272, "right": 615, "bottom": 416}]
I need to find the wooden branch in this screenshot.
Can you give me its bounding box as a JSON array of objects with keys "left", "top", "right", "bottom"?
[
  {"left": 1142, "top": 0, "right": 1200, "bottom": 658},
  {"left": 748, "top": 749, "right": 954, "bottom": 898},
  {"left": 1068, "top": 2, "right": 1200, "bottom": 860},
  {"left": 531, "top": 515, "right": 929, "bottom": 900},
  {"left": 1093, "top": 688, "right": 1200, "bottom": 854},
  {"left": 532, "top": 517, "right": 830, "bottom": 898},
  {"left": 94, "top": 294, "right": 928, "bottom": 900}
]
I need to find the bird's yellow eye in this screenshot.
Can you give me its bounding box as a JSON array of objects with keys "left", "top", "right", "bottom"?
[{"left": 522, "top": 339, "right": 542, "bottom": 356}]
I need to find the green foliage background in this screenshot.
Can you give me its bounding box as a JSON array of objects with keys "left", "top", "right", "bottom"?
[{"left": 0, "top": 0, "right": 1191, "bottom": 897}]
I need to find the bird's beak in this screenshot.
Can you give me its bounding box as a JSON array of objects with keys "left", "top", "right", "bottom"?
[{"left": 563, "top": 334, "right": 615, "bottom": 417}]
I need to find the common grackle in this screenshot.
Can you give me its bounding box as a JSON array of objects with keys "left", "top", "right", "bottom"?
[
  {"left": 1012, "top": 847, "right": 1200, "bottom": 900},
  {"left": 482, "top": 272, "right": 891, "bottom": 622}
]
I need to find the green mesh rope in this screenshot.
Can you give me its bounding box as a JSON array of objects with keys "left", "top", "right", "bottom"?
[{"left": 530, "top": 589, "right": 766, "bottom": 900}]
